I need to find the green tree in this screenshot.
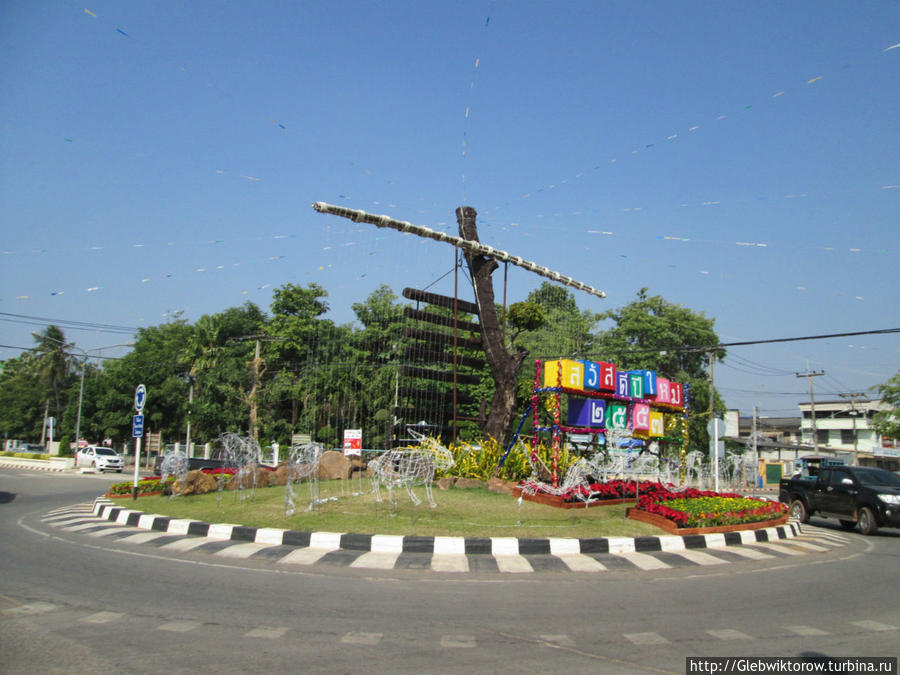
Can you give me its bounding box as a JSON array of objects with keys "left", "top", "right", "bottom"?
[
  {"left": 871, "top": 371, "right": 900, "bottom": 440},
  {"left": 0, "top": 352, "right": 46, "bottom": 441},
  {"left": 93, "top": 320, "right": 190, "bottom": 446},
  {"left": 351, "top": 285, "right": 406, "bottom": 449},
  {"left": 593, "top": 287, "right": 725, "bottom": 455},
  {"left": 262, "top": 283, "right": 334, "bottom": 442},
  {"left": 31, "top": 326, "right": 75, "bottom": 425},
  {"left": 516, "top": 283, "right": 600, "bottom": 361},
  {"left": 506, "top": 301, "right": 546, "bottom": 345}
]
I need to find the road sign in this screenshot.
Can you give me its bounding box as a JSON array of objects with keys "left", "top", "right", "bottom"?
[
  {"left": 343, "top": 429, "right": 362, "bottom": 456},
  {"left": 706, "top": 418, "right": 726, "bottom": 437},
  {"left": 134, "top": 384, "right": 147, "bottom": 412},
  {"left": 132, "top": 414, "right": 144, "bottom": 438}
]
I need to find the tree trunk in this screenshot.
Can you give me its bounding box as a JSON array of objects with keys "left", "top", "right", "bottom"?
[{"left": 456, "top": 206, "right": 526, "bottom": 446}]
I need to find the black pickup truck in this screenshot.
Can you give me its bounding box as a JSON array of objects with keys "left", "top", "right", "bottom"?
[{"left": 779, "top": 465, "right": 900, "bottom": 535}]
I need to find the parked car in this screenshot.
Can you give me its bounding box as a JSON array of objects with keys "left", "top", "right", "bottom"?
[
  {"left": 76, "top": 445, "right": 124, "bottom": 473},
  {"left": 779, "top": 465, "right": 900, "bottom": 535}
]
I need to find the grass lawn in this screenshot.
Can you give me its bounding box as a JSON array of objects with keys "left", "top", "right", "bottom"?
[{"left": 124, "top": 478, "right": 664, "bottom": 539}]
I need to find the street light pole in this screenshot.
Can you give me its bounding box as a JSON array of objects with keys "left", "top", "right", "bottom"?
[{"left": 75, "top": 361, "right": 86, "bottom": 446}]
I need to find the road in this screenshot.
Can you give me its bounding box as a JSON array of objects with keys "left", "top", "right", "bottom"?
[{"left": 1, "top": 469, "right": 898, "bottom": 674}]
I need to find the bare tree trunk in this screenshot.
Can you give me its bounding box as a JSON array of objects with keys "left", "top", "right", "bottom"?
[{"left": 456, "top": 206, "right": 526, "bottom": 446}]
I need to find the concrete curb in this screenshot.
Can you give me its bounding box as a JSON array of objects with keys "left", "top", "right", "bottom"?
[
  {"left": 0, "top": 458, "right": 74, "bottom": 472},
  {"left": 91, "top": 497, "right": 802, "bottom": 556}
]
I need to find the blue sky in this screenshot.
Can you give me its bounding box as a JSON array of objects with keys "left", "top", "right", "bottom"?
[{"left": 1, "top": 1, "right": 898, "bottom": 418}]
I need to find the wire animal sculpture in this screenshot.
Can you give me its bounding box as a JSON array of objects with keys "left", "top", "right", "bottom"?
[
  {"left": 284, "top": 442, "right": 323, "bottom": 515},
  {"left": 682, "top": 450, "right": 706, "bottom": 487},
  {"left": 158, "top": 449, "right": 189, "bottom": 498},
  {"left": 219, "top": 432, "right": 261, "bottom": 502},
  {"left": 370, "top": 428, "right": 455, "bottom": 508},
  {"left": 520, "top": 428, "right": 637, "bottom": 504}
]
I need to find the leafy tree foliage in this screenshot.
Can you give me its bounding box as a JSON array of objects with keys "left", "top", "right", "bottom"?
[
  {"left": 871, "top": 371, "right": 900, "bottom": 440},
  {"left": 593, "top": 287, "right": 725, "bottom": 455},
  {"left": 32, "top": 326, "right": 75, "bottom": 422},
  {"left": 0, "top": 351, "right": 48, "bottom": 441},
  {"left": 0, "top": 281, "right": 729, "bottom": 462}
]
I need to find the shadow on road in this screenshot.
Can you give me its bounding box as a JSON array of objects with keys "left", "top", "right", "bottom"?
[{"left": 0, "top": 492, "right": 17, "bottom": 504}]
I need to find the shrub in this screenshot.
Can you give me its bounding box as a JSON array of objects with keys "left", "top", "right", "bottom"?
[
  {"left": 2, "top": 451, "right": 51, "bottom": 460},
  {"left": 436, "top": 438, "right": 576, "bottom": 482},
  {"left": 107, "top": 476, "right": 174, "bottom": 496}
]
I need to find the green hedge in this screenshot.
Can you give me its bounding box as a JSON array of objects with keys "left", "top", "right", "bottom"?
[
  {"left": 1, "top": 451, "right": 51, "bottom": 460},
  {"left": 107, "top": 477, "right": 175, "bottom": 495}
]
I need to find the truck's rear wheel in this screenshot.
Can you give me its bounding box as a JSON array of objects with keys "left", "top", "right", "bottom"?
[
  {"left": 789, "top": 499, "right": 809, "bottom": 523},
  {"left": 857, "top": 506, "right": 878, "bottom": 535}
]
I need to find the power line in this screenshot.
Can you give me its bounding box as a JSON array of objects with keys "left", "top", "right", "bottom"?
[
  {"left": 0, "top": 311, "right": 138, "bottom": 335},
  {"left": 583, "top": 327, "right": 900, "bottom": 358}
]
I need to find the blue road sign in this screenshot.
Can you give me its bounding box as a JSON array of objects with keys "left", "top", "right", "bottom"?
[
  {"left": 132, "top": 414, "right": 144, "bottom": 438},
  {"left": 134, "top": 384, "right": 147, "bottom": 412}
]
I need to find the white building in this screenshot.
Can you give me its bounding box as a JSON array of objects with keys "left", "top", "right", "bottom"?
[{"left": 798, "top": 398, "right": 897, "bottom": 470}]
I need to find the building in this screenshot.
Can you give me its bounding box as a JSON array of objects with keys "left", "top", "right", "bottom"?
[
  {"left": 730, "top": 397, "right": 897, "bottom": 485},
  {"left": 798, "top": 398, "right": 897, "bottom": 471}
]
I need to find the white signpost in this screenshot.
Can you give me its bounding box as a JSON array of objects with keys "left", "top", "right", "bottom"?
[
  {"left": 707, "top": 417, "right": 726, "bottom": 492},
  {"left": 132, "top": 384, "right": 146, "bottom": 500}
]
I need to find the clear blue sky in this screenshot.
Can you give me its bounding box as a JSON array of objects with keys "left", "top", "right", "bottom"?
[{"left": 1, "top": 1, "right": 898, "bottom": 418}]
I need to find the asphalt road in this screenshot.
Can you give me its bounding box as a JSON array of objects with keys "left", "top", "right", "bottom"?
[{"left": 1, "top": 469, "right": 898, "bottom": 674}]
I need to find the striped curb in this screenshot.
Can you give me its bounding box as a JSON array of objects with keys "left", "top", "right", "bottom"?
[
  {"left": 90, "top": 497, "right": 802, "bottom": 556},
  {"left": 0, "top": 460, "right": 72, "bottom": 473}
]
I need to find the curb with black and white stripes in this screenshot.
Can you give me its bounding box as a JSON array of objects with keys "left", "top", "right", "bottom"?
[
  {"left": 39, "top": 498, "right": 850, "bottom": 574},
  {"left": 91, "top": 496, "right": 805, "bottom": 553}
]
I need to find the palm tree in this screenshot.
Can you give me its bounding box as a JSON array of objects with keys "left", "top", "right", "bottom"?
[{"left": 32, "top": 326, "right": 75, "bottom": 423}]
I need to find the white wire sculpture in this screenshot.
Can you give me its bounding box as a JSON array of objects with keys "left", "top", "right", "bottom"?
[
  {"left": 517, "top": 428, "right": 698, "bottom": 504},
  {"left": 520, "top": 428, "right": 637, "bottom": 504},
  {"left": 682, "top": 450, "right": 706, "bottom": 487},
  {"left": 219, "top": 432, "right": 260, "bottom": 502},
  {"left": 284, "top": 442, "right": 323, "bottom": 515},
  {"left": 158, "top": 449, "right": 189, "bottom": 498},
  {"left": 370, "top": 428, "right": 455, "bottom": 508}
]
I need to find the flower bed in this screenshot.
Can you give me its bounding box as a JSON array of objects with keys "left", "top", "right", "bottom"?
[
  {"left": 515, "top": 478, "right": 788, "bottom": 531},
  {"left": 516, "top": 478, "right": 673, "bottom": 508},
  {"left": 630, "top": 488, "right": 788, "bottom": 530},
  {"left": 106, "top": 476, "right": 174, "bottom": 497},
  {"left": 625, "top": 507, "right": 788, "bottom": 535}
]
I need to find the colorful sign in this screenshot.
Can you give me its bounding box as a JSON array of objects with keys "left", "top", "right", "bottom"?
[
  {"left": 544, "top": 359, "right": 685, "bottom": 411},
  {"left": 342, "top": 429, "right": 362, "bottom": 456},
  {"left": 567, "top": 398, "right": 607, "bottom": 427}
]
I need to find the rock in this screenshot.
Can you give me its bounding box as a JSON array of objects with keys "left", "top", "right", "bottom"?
[
  {"left": 254, "top": 467, "right": 276, "bottom": 488},
  {"left": 436, "top": 477, "right": 457, "bottom": 491},
  {"left": 349, "top": 458, "right": 367, "bottom": 476},
  {"left": 318, "top": 450, "right": 351, "bottom": 480},
  {"left": 272, "top": 463, "right": 289, "bottom": 486},
  {"left": 172, "top": 470, "right": 219, "bottom": 496},
  {"left": 486, "top": 477, "right": 517, "bottom": 495},
  {"left": 454, "top": 477, "right": 484, "bottom": 489}
]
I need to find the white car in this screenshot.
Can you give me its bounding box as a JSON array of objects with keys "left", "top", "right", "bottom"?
[{"left": 76, "top": 446, "right": 124, "bottom": 472}]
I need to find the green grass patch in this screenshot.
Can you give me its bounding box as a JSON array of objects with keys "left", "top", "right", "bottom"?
[{"left": 127, "top": 479, "right": 663, "bottom": 538}]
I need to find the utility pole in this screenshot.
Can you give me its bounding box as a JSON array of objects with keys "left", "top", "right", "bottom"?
[
  {"left": 709, "top": 351, "right": 718, "bottom": 491},
  {"left": 185, "top": 377, "right": 194, "bottom": 456},
  {"left": 752, "top": 405, "right": 759, "bottom": 487},
  {"left": 796, "top": 368, "right": 825, "bottom": 453},
  {"left": 250, "top": 338, "right": 261, "bottom": 440},
  {"left": 839, "top": 392, "right": 868, "bottom": 465}
]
